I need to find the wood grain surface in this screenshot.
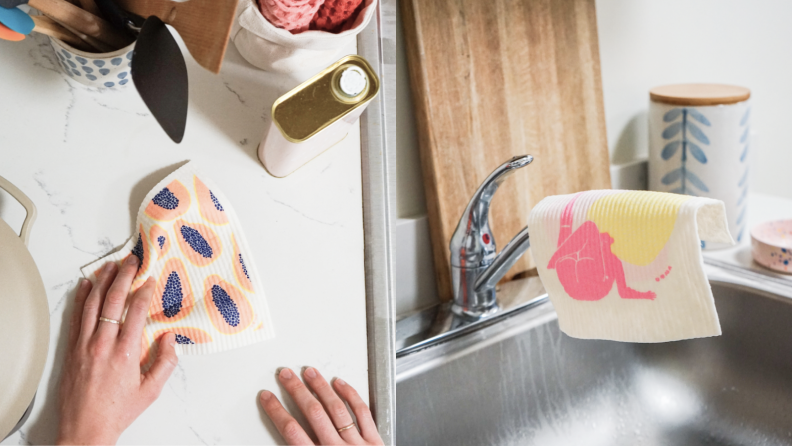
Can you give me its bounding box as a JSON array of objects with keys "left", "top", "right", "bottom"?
[
  {"left": 650, "top": 83, "right": 751, "bottom": 106},
  {"left": 401, "top": 0, "right": 612, "bottom": 301},
  {"left": 116, "top": 0, "right": 236, "bottom": 73}
]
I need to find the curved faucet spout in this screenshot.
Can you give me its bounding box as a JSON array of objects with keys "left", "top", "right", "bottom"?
[
  {"left": 449, "top": 155, "right": 533, "bottom": 318},
  {"left": 449, "top": 155, "right": 533, "bottom": 270}
]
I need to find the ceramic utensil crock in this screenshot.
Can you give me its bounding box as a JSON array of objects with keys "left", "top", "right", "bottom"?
[{"left": 50, "top": 34, "right": 134, "bottom": 88}]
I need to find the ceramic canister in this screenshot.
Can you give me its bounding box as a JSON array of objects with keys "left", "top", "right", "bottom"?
[{"left": 648, "top": 84, "right": 751, "bottom": 248}]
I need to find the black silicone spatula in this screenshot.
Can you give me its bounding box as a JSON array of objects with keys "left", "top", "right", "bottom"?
[{"left": 95, "top": 0, "right": 187, "bottom": 143}]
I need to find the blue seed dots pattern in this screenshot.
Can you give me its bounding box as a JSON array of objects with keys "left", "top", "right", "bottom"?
[
  {"left": 180, "top": 225, "right": 213, "bottom": 258},
  {"left": 238, "top": 253, "right": 250, "bottom": 279},
  {"left": 175, "top": 334, "right": 194, "bottom": 344},
  {"left": 161, "top": 271, "right": 184, "bottom": 318},
  {"left": 131, "top": 233, "right": 144, "bottom": 267},
  {"left": 211, "top": 285, "right": 240, "bottom": 326},
  {"left": 152, "top": 187, "right": 179, "bottom": 210},
  {"left": 210, "top": 191, "right": 224, "bottom": 211},
  {"left": 157, "top": 235, "right": 166, "bottom": 250}
]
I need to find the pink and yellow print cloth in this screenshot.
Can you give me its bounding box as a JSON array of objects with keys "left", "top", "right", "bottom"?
[
  {"left": 82, "top": 163, "right": 274, "bottom": 366},
  {"left": 529, "top": 190, "right": 733, "bottom": 342}
]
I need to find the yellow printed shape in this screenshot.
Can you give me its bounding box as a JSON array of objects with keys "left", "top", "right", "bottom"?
[{"left": 587, "top": 191, "right": 691, "bottom": 266}]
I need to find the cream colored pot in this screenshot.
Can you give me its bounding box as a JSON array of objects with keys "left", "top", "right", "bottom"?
[{"left": 0, "top": 176, "right": 49, "bottom": 440}]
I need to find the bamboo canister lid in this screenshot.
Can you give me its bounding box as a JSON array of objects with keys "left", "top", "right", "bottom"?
[{"left": 650, "top": 83, "right": 751, "bottom": 106}]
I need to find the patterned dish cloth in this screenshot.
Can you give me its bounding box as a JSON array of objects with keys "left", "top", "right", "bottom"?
[
  {"left": 258, "top": 0, "right": 325, "bottom": 33},
  {"left": 82, "top": 162, "right": 274, "bottom": 368},
  {"left": 529, "top": 190, "right": 733, "bottom": 343},
  {"left": 310, "top": 0, "right": 364, "bottom": 33}
]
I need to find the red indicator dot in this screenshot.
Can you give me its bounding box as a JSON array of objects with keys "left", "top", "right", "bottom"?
[
  {"left": 482, "top": 234, "right": 491, "bottom": 244},
  {"left": 660, "top": 274, "right": 665, "bottom": 279}
]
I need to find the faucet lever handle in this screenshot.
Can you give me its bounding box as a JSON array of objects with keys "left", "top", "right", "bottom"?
[{"left": 449, "top": 155, "right": 533, "bottom": 269}]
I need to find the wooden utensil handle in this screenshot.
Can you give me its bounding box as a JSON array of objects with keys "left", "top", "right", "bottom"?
[
  {"left": 28, "top": 0, "right": 131, "bottom": 49},
  {"left": 31, "top": 15, "right": 93, "bottom": 51},
  {"left": 44, "top": 13, "right": 112, "bottom": 52},
  {"left": 78, "top": 0, "right": 102, "bottom": 18}
]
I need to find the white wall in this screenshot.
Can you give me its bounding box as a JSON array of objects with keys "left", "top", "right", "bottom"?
[
  {"left": 395, "top": 0, "right": 792, "bottom": 317},
  {"left": 599, "top": 0, "right": 792, "bottom": 197}
]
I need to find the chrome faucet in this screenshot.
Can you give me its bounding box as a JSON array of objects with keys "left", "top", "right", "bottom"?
[{"left": 449, "top": 155, "right": 533, "bottom": 319}]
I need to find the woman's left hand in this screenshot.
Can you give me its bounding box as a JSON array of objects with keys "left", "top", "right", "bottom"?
[
  {"left": 259, "top": 367, "right": 383, "bottom": 445},
  {"left": 56, "top": 256, "right": 179, "bottom": 445}
]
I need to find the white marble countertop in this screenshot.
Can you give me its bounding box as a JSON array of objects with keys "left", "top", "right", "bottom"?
[{"left": 0, "top": 33, "right": 369, "bottom": 445}]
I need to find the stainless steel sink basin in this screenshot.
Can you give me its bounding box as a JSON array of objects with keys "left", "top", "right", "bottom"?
[{"left": 396, "top": 281, "right": 792, "bottom": 445}]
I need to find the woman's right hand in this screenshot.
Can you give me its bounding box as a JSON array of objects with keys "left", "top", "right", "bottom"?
[{"left": 259, "top": 367, "right": 383, "bottom": 445}]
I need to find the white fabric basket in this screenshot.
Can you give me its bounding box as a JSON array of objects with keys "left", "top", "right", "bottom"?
[{"left": 232, "top": 0, "right": 377, "bottom": 73}]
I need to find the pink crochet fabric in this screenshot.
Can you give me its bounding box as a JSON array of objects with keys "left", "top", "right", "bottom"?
[
  {"left": 310, "top": 0, "right": 364, "bottom": 33},
  {"left": 258, "top": 0, "right": 325, "bottom": 33}
]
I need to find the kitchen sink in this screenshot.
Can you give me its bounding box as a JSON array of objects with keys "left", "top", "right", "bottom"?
[{"left": 396, "top": 280, "right": 792, "bottom": 446}]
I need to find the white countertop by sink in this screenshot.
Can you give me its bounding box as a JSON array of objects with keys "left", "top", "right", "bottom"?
[
  {"left": 0, "top": 34, "right": 368, "bottom": 445},
  {"left": 704, "top": 192, "right": 792, "bottom": 282}
]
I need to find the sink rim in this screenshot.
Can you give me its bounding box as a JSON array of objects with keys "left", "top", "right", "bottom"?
[{"left": 396, "top": 263, "right": 792, "bottom": 381}]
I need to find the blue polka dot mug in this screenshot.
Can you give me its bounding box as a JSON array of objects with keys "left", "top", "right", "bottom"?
[{"left": 49, "top": 36, "right": 134, "bottom": 89}]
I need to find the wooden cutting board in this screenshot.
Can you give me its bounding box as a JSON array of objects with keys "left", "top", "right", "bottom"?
[
  {"left": 117, "top": 0, "right": 236, "bottom": 73},
  {"left": 401, "top": 0, "right": 612, "bottom": 301}
]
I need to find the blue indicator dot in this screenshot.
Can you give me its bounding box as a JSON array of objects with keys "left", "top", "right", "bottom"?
[{"left": 104, "top": 81, "right": 115, "bottom": 87}]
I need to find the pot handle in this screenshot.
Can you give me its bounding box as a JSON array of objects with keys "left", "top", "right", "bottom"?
[{"left": 0, "top": 176, "right": 37, "bottom": 247}]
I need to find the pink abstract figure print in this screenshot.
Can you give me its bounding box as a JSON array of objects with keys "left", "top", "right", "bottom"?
[{"left": 547, "top": 194, "right": 656, "bottom": 301}]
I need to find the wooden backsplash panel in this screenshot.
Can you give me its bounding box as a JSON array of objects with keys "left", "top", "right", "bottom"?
[{"left": 401, "top": 0, "right": 612, "bottom": 301}]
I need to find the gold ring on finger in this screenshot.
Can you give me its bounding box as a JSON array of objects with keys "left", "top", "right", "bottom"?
[
  {"left": 99, "top": 316, "right": 121, "bottom": 325},
  {"left": 337, "top": 423, "right": 356, "bottom": 433}
]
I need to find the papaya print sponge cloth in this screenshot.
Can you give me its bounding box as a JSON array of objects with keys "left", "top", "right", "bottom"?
[{"left": 82, "top": 162, "right": 274, "bottom": 367}]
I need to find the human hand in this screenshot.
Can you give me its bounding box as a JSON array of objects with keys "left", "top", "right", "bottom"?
[
  {"left": 260, "top": 367, "right": 383, "bottom": 445},
  {"left": 57, "top": 256, "right": 178, "bottom": 445}
]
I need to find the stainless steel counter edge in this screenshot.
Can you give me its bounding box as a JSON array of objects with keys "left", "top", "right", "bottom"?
[{"left": 358, "top": 2, "right": 396, "bottom": 444}]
